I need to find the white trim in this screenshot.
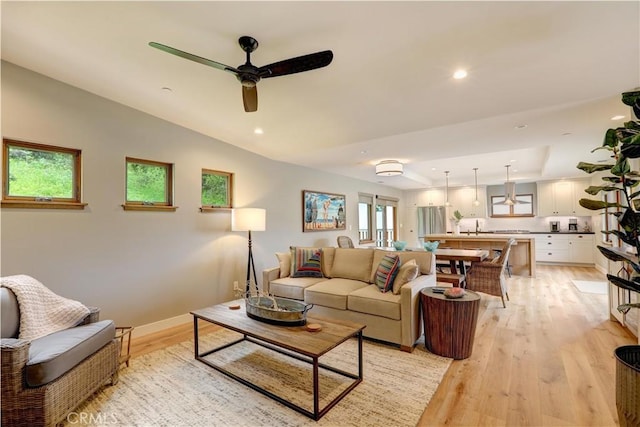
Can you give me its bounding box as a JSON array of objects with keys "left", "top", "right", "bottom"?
[
  {"left": 131, "top": 313, "right": 191, "bottom": 339},
  {"left": 595, "top": 263, "right": 607, "bottom": 275}
]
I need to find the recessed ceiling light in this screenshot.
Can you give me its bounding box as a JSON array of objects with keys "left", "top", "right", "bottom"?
[
  {"left": 515, "top": 124, "right": 528, "bottom": 130},
  {"left": 161, "top": 87, "right": 172, "bottom": 93},
  {"left": 360, "top": 150, "right": 368, "bottom": 154},
  {"left": 611, "top": 115, "right": 626, "bottom": 121},
  {"left": 510, "top": 159, "right": 517, "bottom": 163},
  {"left": 562, "top": 132, "right": 572, "bottom": 136},
  {"left": 453, "top": 69, "right": 467, "bottom": 80},
  {"left": 431, "top": 167, "right": 437, "bottom": 171},
  {"left": 254, "top": 128, "right": 264, "bottom": 135}
]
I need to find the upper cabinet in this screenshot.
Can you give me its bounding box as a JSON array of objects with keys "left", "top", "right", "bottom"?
[
  {"left": 537, "top": 179, "right": 591, "bottom": 217},
  {"left": 417, "top": 188, "right": 445, "bottom": 207},
  {"left": 449, "top": 186, "right": 487, "bottom": 218}
]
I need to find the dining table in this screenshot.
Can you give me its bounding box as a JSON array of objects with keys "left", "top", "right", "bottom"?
[{"left": 435, "top": 248, "right": 490, "bottom": 276}]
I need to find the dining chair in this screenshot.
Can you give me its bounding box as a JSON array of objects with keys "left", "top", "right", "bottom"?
[
  {"left": 465, "top": 238, "right": 515, "bottom": 307},
  {"left": 336, "top": 235, "right": 355, "bottom": 248}
]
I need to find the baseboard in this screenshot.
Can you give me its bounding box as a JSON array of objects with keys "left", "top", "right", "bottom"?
[{"left": 131, "top": 313, "right": 191, "bottom": 339}]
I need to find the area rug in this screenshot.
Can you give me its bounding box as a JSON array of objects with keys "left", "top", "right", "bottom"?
[
  {"left": 571, "top": 280, "right": 608, "bottom": 295},
  {"left": 70, "top": 329, "right": 451, "bottom": 427}
]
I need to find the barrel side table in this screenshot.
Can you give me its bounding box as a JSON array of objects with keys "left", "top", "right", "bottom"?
[{"left": 420, "top": 288, "right": 480, "bottom": 359}]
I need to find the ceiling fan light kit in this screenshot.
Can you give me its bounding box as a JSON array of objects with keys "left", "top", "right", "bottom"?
[
  {"left": 149, "top": 36, "right": 333, "bottom": 112},
  {"left": 375, "top": 160, "right": 403, "bottom": 176}
]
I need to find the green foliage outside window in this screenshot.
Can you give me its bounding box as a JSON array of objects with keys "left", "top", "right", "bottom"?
[
  {"left": 7, "top": 146, "right": 74, "bottom": 198},
  {"left": 126, "top": 161, "right": 168, "bottom": 203},
  {"left": 201, "top": 169, "right": 232, "bottom": 207}
]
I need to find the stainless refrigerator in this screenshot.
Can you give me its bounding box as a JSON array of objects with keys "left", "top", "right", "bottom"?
[{"left": 417, "top": 206, "right": 447, "bottom": 241}]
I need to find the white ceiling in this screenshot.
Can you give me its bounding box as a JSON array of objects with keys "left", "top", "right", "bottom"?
[{"left": 2, "top": 1, "right": 639, "bottom": 190}]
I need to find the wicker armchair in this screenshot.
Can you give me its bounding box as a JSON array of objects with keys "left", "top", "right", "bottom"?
[
  {"left": 465, "top": 238, "right": 515, "bottom": 307},
  {"left": 337, "top": 235, "right": 355, "bottom": 248},
  {"left": 1, "top": 287, "right": 119, "bottom": 427}
]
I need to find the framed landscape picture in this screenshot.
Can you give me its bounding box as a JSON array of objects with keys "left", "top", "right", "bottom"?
[{"left": 302, "top": 190, "right": 346, "bottom": 232}]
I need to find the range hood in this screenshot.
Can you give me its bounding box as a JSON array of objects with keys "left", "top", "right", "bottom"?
[{"left": 493, "top": 165, "right": 530, "bottom": 205}]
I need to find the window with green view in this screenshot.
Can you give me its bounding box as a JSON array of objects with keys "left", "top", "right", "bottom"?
[
  {"left": 3, "top": 139, "right": 81, "bottom": 203},
  {"left": 201, "top": 169, "right": 233, "bottom": 208},
  {"left": 125, "top": 157, "right": 173, "bottom": 206}
]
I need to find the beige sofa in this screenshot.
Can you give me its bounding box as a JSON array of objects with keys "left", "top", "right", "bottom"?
[{"left": 262, "top": 247, "right": 436, "bottom": 352}]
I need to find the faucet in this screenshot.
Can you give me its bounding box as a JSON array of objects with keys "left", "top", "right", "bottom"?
[{"left": 475, "top": 219, "right": 479, "bottom": 235}]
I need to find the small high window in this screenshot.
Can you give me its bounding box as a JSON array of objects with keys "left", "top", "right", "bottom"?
[
  {"left": 201, "top": 169, "right": 233, "bottom": 211},
  {"left": 123, "top": 157, "right": 176, "bottom": 211},
  {"left": 2, "top": 139, "right": 85, "bottom": 209}
]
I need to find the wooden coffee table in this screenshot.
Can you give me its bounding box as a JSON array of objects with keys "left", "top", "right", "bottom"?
[{"left": 190, "top": 300, "right": 366, "bottom": 420}]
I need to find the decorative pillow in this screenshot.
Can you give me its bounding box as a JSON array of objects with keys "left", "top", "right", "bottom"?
[
  {"left": 392, "top": 259, "right": 419, "bottom": 294},
  {"left": 375, "top": 254, "right": 401, "bottom": 292},
  {"left": 290, "top": 247, "right": 324, "bottom": 278},
  {"left": 275, "top": 252, "right": 291, "bottom": 278}
]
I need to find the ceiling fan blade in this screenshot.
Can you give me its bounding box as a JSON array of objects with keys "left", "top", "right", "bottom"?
[
  {"left": 149, "top": 42, "right": 239, "bottom": 75},
  {"left": 242, "top": 86, "right": 258, "bottom": 112},
  {"left": 258, "top": 50, "right": 333, "bottom": 78}
]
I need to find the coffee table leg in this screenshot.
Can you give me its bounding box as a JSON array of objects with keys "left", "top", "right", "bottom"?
[
  {"left": 313, "top": 357, "right": 320, "bottom": 420},
  {"left": 358, "top": 331, "right": 363, "bottom": 379},
  {"left": 193, "top": 316, "right": 199, "bottom": 359}
]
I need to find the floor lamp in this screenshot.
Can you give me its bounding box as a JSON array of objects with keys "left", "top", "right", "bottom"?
[{"left": 231, "top": 208, "right": 266, "bottom": 298}]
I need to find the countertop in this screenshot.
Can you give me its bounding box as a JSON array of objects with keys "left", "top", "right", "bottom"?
[{"left": 424, "top": 231, "right": 594, "bottom": 239}]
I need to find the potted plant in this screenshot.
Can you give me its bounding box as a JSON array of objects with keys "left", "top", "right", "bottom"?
[
  {"left": 451, "top": 210, "right": 463, "bottom": 235},
  {"left": 577, "top": 89, "right": 640, "bottom": 427}
]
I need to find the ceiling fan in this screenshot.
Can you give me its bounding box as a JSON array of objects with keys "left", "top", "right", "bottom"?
[{"left": 149, "top": 36, "right": 333, "bottom": 112}]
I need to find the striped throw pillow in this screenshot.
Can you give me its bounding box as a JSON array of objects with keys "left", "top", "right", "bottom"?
[
  {"left": 375, "top": 254, "right": 401, "bottom": 292},
  {"left": 290, "top": 247, "right": 324, "bottom": 278}
]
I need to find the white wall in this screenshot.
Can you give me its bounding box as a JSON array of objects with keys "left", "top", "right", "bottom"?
[{"left": 0, "top": 62, "right": 401, "bottom": 327}]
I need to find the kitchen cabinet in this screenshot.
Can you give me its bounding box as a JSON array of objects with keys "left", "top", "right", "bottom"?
[
  {"left": 449, "top": 186, "right": 487, "bottom": 218},
  {"left": 535, "top": 233, "right": 569, "bottom": 262},
  {"left": 534, "top": 233, "right": 594, "bottom": 264},
  {"left": 537, "top": 179, "right": 591, "bottom": 216},
  {"left": 568, "top": 234, "right": 594, "bottom": 263},
  {"left": 415, "top": 189, "right": 445, "bottom": 207}
]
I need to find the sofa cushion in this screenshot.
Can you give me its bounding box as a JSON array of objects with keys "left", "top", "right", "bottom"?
[
  {"left": 276, "top": 252, "right": 291, "bottom": 278},
  {"left": 392, "top": 259, "right": 419, "bottom": 295},
  {"left": 374, "top": 254, "right": 400, "bottom": 292},
  {"left": 330, "top": 248, "right": 374, "bottom": 282},
  {"left": 290, "top": 247, "right": 323, "bottom": 278},
  {"left": 348, "top": 285, "right": 402, "bottom": 320},
  {"left": 304, "top": 278, "right": 369, "bottom": 310},
  {"left": 269, "top": 277, "right": 327, "bottom": 300},
  {"left": 1, "top": 287, "right": 19, "bottom": 338},
  {"left": 26, "top": 320, "right": 115, "bottom": 387},
  {"left": 370, "top": 250, "right": 435, "bottom": 282},
  {"left": 320, "top": 247, "right": 335, "bottom": 278}
]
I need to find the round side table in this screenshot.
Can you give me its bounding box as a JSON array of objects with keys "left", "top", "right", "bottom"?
[{"left": 420, "top": 288, "right": 480, "bottom": 359}]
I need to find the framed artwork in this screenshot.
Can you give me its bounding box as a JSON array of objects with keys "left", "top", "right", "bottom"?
[{"left": 302, "top": 190, "right": 346, "bottom": 232}]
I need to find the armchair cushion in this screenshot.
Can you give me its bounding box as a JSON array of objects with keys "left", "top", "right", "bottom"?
[
  {"left": 0, "top": 288, "right": 19, "bottom": 338},
  {"left": 26, "top": 320, "right": 115, "bottom": 387}
]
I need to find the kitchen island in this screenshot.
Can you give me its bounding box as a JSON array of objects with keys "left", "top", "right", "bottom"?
[{"left": 424, "top": 234, "right": 536, "bottom": 277}]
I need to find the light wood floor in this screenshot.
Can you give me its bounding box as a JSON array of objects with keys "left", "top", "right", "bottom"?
[{"left": 129, "top": 265, "right": 637, "bottom": 427}]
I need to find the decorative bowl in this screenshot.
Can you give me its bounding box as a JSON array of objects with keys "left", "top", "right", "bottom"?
[
  {"left": 245, "top": 296, "right": 313, "bottom": 326},
  {"left": 392, "top": 241, "right": 407, "bottom": 251},
  {"left": 423, "top": 241, "right": 440, "bottom": 252}
]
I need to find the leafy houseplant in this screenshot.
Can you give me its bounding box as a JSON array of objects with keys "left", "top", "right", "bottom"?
[
  {"left": 577, "top": 90, "right": 640, "bottom": 427},
  {"left": 451, "top": 210, "right": 463, "bottom": 234},
  {"left": 451, "top": 210, "right": 463, "bottom": 225},
  {"left": 577, "top": 90, "right": 640, "bottom": 309}
]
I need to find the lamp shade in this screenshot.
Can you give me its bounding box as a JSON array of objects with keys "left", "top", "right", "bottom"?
[
  {"left": 375, "top": 160, "right": 403, "bottom": 176},
  {"left": 231, "top": 208, "right": 266, "bottom": 231}
]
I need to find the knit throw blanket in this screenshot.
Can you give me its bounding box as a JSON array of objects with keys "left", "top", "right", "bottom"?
[{"left": 1, "top": 274, "right": 90, "bottom": 341}]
